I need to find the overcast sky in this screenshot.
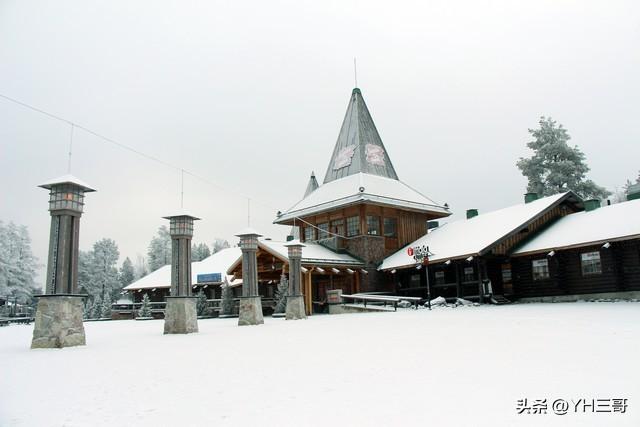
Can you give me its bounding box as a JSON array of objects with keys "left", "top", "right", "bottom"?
[{"left": 1, "top": 1, "right": 639, "bottom": 277}]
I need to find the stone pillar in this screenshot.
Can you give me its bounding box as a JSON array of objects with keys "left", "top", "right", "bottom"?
[
  {"left": 32, "top": 175, "right": 95, "bottom": 349},
  {"left": 235, "top": 228, "right": 264, "bottom": 326},
  {"left": 284, "top": 240, "right": 306, "bottom": 320},
  {"left": 163, "top": 213, "right": 200, "bottom": 334}
]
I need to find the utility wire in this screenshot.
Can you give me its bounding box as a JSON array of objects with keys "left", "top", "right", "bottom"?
[{"left": 0, "top": 92, "right": 356, "bottom": 240}]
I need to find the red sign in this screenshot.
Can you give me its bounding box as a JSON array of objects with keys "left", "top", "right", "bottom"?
[{"left": 407, "top": 247, "right": 414, "bottom": 256}]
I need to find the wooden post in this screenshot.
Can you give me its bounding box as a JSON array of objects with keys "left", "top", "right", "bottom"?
[
  {"left": 354, "top": 270, "right": 361, "bottom": 294},
  {"left": 455, "top": 263, "right": 461, "bottom": 298},
  {"left": 304, "top": 271, "right": 312, "bottom": 315}
]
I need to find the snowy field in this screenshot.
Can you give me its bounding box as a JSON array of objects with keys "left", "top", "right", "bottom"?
[{"left": 1, "top": 302, "right": 638, "bottom": 427}]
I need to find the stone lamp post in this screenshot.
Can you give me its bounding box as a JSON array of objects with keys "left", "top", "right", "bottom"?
[
  {"left": 284, "top": 239, "right": 306, "bottom": 320},
  {"left": 235, "top": 228, "right": 264, "bottom": 326},
  {"left": 163, "top": 212, "right": 200, "bottom": 334},
  {"left": 31, "top": 175, "right": 96, "bottom": 349}
]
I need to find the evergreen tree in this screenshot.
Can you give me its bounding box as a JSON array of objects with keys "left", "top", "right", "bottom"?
[
  {"left": 92, "top": 296, "right": 103, "bottom": 319},
  {"left": 133, "top": 254, "right": 149, "bottom": 280},
  {"left": 100, "top": 295, "right": 112, "bottom": 319},
  {"left": 273, "top": 274, "right": 289, "bottom": 314},
  {"left": 196, "top": 290, "right": 209, "bottom": 316},
  {"left": 91, "top": 239, "right": 121, "bottom": 303},
  {"left": 220, "top": 279, "right": 234, "bottom": 316},
  {"left": 119, "top": 257, "right": 135, "bottom": 287},
  {"left": 0, "top": 221, "right": 40, "bottom": 303},
  {"left": 212, "top": 238, "right": 230, "bottom": 254},
  {"left": 138, "top": 294, "right": 153, "bottom": 318},
  {"left": 517, "top": 117, "right": 610, "bottom": 200},
  {"left": 192, "top": 243, "right": 211, "bottom": 262},
  {"left": 83, "top": 299, "right": 94, "bottom": 320},
  {"left": 147, "top": 226, "right": 171, "bottom": 272}
]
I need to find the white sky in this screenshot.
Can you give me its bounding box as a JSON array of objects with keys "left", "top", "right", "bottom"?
[{"left": 1, "top": 1, "right": 639, "bottom": 277}]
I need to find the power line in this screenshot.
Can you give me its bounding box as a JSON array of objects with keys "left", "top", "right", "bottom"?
[{"left": 0, "top": 92, "right": 356, "bottom": 240}]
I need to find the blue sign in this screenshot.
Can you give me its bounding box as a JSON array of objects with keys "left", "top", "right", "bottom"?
[{"left": 197, "top": 273, "right": 222, "bottom": 283}]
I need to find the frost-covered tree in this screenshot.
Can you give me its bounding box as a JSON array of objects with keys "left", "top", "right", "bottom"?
[
  {"left": 92, "top": 295, "right": 103, "bottom": 319},
  {"left": 196, "top": 290, "right": 209, "bottom": 316},
  {"left": 211, "top": 238, "right": 230, "bottom": 254},
  {"left": 133, "top": 254, "right": 149, "bottom": 280},
  {"left": 119, "top": 257, "right": 135, "bottom": 288},
  {"left": 517, "top": 117, "right": 610, "bottom": 200},
  {"left": 91, "top": 239, "right": 121, "bottom": 303},
  {"left": 138, "top": 294, "right": 153, "bottom": 318},
  {"left": 100, "top": 295, "right": 112, "bottom": 319},
  {"left": 220, "top": 279, "right": 234, "bottom": 316},
  {"left": 83, "top": 299, "right": 94, "bottom": 319},
  {"left": 0, "top": 221, "right": 40, "bottom": 303},
  {"left": 148, "top": 226, "right": 171, "bottom": 272},
  {"left": 192, "top": 243, "right": 211, "bottom": 262},
  {"left": 273, "top": 274, "right": 288, "bottom": 314}
]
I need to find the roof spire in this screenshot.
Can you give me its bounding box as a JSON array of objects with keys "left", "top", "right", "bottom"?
[{"left": 323, "top": 88, "right": 399, "bottom": 184}]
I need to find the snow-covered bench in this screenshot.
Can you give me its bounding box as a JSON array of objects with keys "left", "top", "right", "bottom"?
[{"left": 341, "top": 294, "right": 422, "bottom": 311}]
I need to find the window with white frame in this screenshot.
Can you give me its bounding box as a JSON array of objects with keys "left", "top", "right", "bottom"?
[
  {"left": 346, "top": 216, "right": 359, "bottom": 237},
  {"left": 317, "top": 223, "right": 329, "bottom": 240},
  {"left": 532, "top": 259, "right": 550, "bottom": 280},
  {"left": 304, "top": 226, "right": 315, "bottom": 242},
  {"left": 581, "top": 251, "right": 602, "bottom": 275}
]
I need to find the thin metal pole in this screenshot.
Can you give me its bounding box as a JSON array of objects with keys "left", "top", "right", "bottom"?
[
  {"left": 425, "top": 263, "right": 431, "bottom": 310},
  {"left": 180, "top": 169, "right": 184, "bottom": 208},
  {"left": 67, "top": 123, "right": 74, "bottom": 173},
  {"left": 247, "top": 198, "right": 251, "bottom": 226},
  {"left": 354, "top": 57, "right": 358, "bottom": 88}
]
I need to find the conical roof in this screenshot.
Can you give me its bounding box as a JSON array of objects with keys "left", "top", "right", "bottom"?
[
  {"left": 304, "top": 171, "right": 319, "bottom": 197},
  {"left": 323, "top": 88, "right": 399, "bottom": 184}
]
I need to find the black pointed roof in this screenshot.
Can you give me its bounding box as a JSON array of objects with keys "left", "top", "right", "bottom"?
[{"left": 323, "top": 88, "right": 399, "bottom": 184}]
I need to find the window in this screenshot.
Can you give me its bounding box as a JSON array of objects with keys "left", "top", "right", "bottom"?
[
  {"left": 331, "top": 219, "right": 344, "bottom": 237},
  {"left": 501, "top": 264, "right": 512, "bottom": 283},
  {"left": 581, "top": 251, "right": 602, "bottom": 275},
  {"left": 383, "top": 217, "right": 397, "bottom": 238},
  {"left": 366, "top": 215, "right": 380, "bottom": 235},
  {"left": 317, "top": 223, "right": 329, "bottom": 240},
  {"left": 434, "top": 270, "right": 445, "bottom": 285},
  {"left": 532, "top": 259, "right": 550, "bottom": 280},
  {"left": 304, "top": 226, "right": 315, "bottom": 242},
  {"left": 346, "top": 216, "right": 359, "bottom": 237},
  {"left": 463, "top": 267, "right": 475, "bottom": 282}
]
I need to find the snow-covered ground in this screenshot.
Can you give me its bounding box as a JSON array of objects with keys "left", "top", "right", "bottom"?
[{"left": 1, "top": 302, "right": 638, "bottom": 427}]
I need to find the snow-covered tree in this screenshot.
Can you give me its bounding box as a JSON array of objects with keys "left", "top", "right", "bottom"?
[
  {"left": 192, "top": 243, "right": 211, "bottom": 262},
  {"left": 148, "top": 226, "right": 171, "bottom": 272},
  {"left": 92, "top": 295, "right": 103, "bottom": 319},
  {"left": 517, "top": 117, "right": 610, "bottom": 200},
  {"left": 133, "top": 254, "right": 149, "bottom": 280},
  {"left": 138, "top": 294, "right": 153, "bottom": 318},
  {"left": 91, "top": 239, "right": 121, "bottom": 303},
  {"left": 273, "top": 274, "right": 288, "bottom": 314},
  {"left": 220, "top": 279, "right": 234, "bottom": 316},
  {"left": 83, "top": 299, "right": 94, "bottom": 320},
  {"left": 196, "top": 290, "right": 209, "bottom": 316},
  {"left": 0, "top": 221, "right": 40, "bottom": 303},
  {"left": 119, "top": 257, "right": 135, "bottom": 288},
  {"left": 100, "top": 295, "right": 112, "bottom": 319},
  {"left": 212, "top": 238, "right": 230, "bottom": 254}
]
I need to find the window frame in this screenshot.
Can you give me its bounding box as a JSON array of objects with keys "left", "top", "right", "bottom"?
[
  {"left": 383, "top": 217, "right": 398, "bottom": 238},
  {"left": 366, "top": 215, "right": 380, "bottom": 236},
  {"left": 580, "top": 251, "right": 602, "bottom": 276},
  {"left": 532, "top": 258, "right": 550, "bottom": 281},
  {"left": 346, "top": 216, "right": 360, "bottom": 237}
]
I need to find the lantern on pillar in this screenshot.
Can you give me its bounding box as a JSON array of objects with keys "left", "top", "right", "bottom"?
[
  {"left": 235, "top": 228, "right": 264, "bottom": 326},
  {"left": 284, "top": 239, "right": 306, "bottom": 320},
  {"left": 31, "top": 174, "right": 96, "bottom": 349},
  {"left": 162, "top": 211, "right": 200, "bottom": 334}
]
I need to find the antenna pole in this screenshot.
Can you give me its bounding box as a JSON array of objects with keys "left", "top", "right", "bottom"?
[
  {"left": 354, "top": 57, "right": 358, "bottom": 88},
  {"left": 180, "top": 169, "right": 184, "bottom": 208},
  {"left": 67, "top": 123, "right": 74, "bottom": 173}
]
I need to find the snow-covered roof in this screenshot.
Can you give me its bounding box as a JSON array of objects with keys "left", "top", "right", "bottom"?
[
  {"left": 162, "top": 209, "right": 201, "bottom": 220},
  {"left": 379, "top": 192, "right": 579, "bottom": 271},
  {"left": 226, "top": 238, "right": 364, "bottom": 273},
  {"left": 123, "top": 247, "right": 242, "bottom": 291},
  {"left": 38, "top": 174, "right": 96, "bottom": 192},
  {"left": 513, "top": 199, "right": 640, "bottom": 256},
  {"left": 235, "top": 227, "right": 263, "bottom": 237},
  {"left": 275, "top": 172, "right": 449, "bottom": 223}
]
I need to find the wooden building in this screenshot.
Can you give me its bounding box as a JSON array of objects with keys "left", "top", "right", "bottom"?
[
  {"left": 510, "top": 198, "right": 640, "bottom": 299},
  {"left": 274, "top": 88, "right": 450, "bottom": 296},
  {"left": 379, "top": 192, "right": 584, "bottom": 301},
  {"left": 227, "top": 238, "right": 365, "bottom": 315}
]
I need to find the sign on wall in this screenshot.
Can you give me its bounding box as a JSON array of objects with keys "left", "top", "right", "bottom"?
[
  {"left": 197, "top": 273, "right": 222, "bottom": 283},
  {"left": 365, "top": 144, "right": 385, "bottom": 166},
  {"left": 408, "top": 245, "right": 431, "bottom": 262},
  {"left": 333, "top": 145, "right": 356, "bottom": 170}
]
